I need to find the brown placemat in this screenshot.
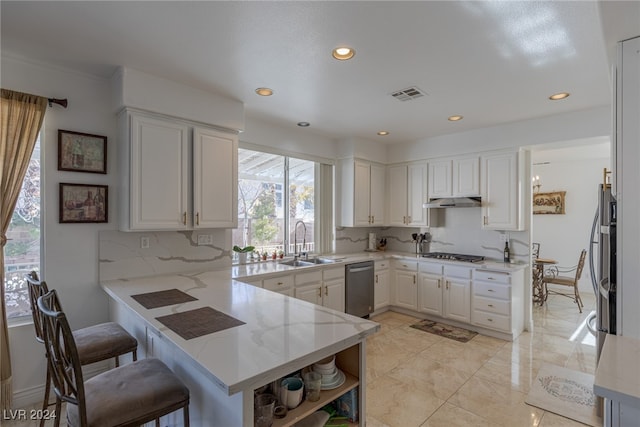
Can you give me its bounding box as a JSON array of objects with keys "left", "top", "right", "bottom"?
[
  {"left": 155, "top": 307, "right": 245, "bottom": 340},
  {"left": 131, "top": 289, "right": 197, "bottom": 309}
]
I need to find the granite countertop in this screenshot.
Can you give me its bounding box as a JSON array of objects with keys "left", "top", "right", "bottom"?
[
  {"left": 101, "top": 271, "right": 379, "bottom": 395},
  {"left": 594, "top": 334, "right": 640, "bottom": 407}
]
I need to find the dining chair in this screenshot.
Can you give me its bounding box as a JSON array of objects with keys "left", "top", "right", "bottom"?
[
  {"left": 542, "top": 249, "right": 587, "bottom": 312},
  {"left": 26, "top": 272, "right": 138, "bottom": 426},
  {"left": 37, "top": 289, "right": 190, "bottom": 427}
]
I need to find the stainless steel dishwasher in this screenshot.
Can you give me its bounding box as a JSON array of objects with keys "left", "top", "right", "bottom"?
[{"left": 345, "top": 261, "right": 374, "bottom": 318}]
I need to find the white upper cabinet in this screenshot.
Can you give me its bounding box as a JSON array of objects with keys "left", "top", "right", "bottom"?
[
  {"left": 429, "top": 156, "right": 479, "bottom": 198},
  {"left": 193, "top": 127, "right": 238, "bottom": 228},
  {"left": 481, "top": 150, "right": 523, "bottom": 231},
  {"left": 388, "top": 162, "right": 429, "bottom": 227},
  {"left": 119, "top": 109, "right": 238, "bottom": 231},
  {"left": 338, "top": 159, "right": 385, "bottom": 227}
]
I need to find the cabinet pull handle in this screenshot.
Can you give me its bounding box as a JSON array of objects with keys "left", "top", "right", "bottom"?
[
  {"left": 488, "top": 304, "right": 494, "bottom": 307},
  {"left": 317, "top": 287, "right": 322, "bottom": 297},
  {"left": 488, "top": 318, "right": 494, "bottom": 322},
  {"left": 446, "top": 281, "right": 449, "bottom": 290},
  {"left": 488, "top": 277, "right": 495, "bottom": 280},
  {"left": 196, "top": 212, "right": 200, "bottom": 226},
  {"left": 488, "top": 289, "right": 495, "bottom": 292},
  {"left": 277, "top": 282, "right": 283, "bottom": 286},
  {"left": 437, "top": 280, "right": 441, "bottom": 289},
  {"left": 325, "top": 287, "right": 328, "bottom": 296},
  {"left": 376, "top": 274, "right": 378, "bottom": 283},
  {"left": 372, "top": 215, "right": 375, "bottom": 223},
  {"left": 403, "top": 216, "right": 406, "bottom": 224},
  {"left": 413, "top": 275, "right": 416, "bottom": 284},
  {"left": 183, "top": 212, "right": 187, "bottom": 225}
]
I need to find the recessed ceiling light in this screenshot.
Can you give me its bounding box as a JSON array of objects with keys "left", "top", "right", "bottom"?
[
  {"left": 448, "top": 115, "right": 464, "bottom": 121},
  {"left": 332, "top": 47, "right": 355, "bottom": 60},
  {"left": 255, "top": 87, "right": 273, "bottom": 96},
  {"left": 549, "top": 92, "right": 570, "bottom": 100},
  {"left": 297, "top": 122, "right": 310, "bottom": 127},
  {"left": 377, "top": 131, "right": 389, "bottom": 136}
]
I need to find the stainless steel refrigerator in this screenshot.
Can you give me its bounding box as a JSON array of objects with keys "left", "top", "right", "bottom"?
[{"left": 588, "top": 182, "right": 617, "bottom": 415}]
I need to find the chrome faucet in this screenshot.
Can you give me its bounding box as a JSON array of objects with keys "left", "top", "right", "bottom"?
[{"left": 294, "top": 220, "right": 307, "bottom": 259}]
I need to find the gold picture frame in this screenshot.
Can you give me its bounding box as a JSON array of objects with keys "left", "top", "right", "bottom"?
[{"left": 533, "top": 191, "right": 566, "bottom": 215}]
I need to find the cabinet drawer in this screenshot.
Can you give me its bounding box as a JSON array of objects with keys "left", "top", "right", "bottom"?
[
  {"left": 443, "top": 265, "right": 472, "bottom": 279},
  {"left": 394, "top": 260, "right": 418, "bottom": 271},
  {"left": 419, "top": 262, "right": 443, "bottom": 275},
  {"left": 375, "top": 260, "right": 390, "bottom": 271},
  {"left": 473, "top": 295, "right": 510, "bottom": 315},
  {"left": 263, "top": 275, "right": 294, "bottom": 291},
  {"left": 473, "top": 310, "right": 510, "bottom": 332},
  {"left": 474, "top": 281, "right": 510, "bottom": 300},
  {"left": 474, "top": 269, "right": 511, "bottom": 284},
  {"left": 295, "top": 270, "right": 323, "bottom": 286},
  {"left": 323, "top": 266, "right": 344, "bottom": 281}
]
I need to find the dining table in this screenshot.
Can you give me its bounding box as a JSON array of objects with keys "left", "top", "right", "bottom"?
[{"left": 532, "top": 258, "right": 558, "bottom": 305}]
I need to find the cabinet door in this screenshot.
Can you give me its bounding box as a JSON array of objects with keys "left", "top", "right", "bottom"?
[
  {"left": 428, "top": 160, "right": 452, "bottom": 198},
  {"left": 394, "top": 270, "right": 417, "bottom": 310},
  {"left": 323, "top": 278, "right": 345, "bottom": 312},
  {"left": 408, "top": 162, "right": 428, "bottom": 226},
  {"left": 374, "top": 268, "right": 390, "bottom": 310},
  {"left": 418, "top": 273, "right": 443, "bottom": 316},
  {"left": 453, "top": 157, "right": 480, "bottom": 196},
  {"left": 129, "top": 114, "right": 189, "bottom": 230},
  {"left": 387, "top": 165, "right": 408, "bottom": 226},
  {"left": 444, "top": 278, "right": 471, "bottom": 323},
  {"left": 481, "top": 152, "right": 522, "bottom": 230},
  {"left": 354, "top": 161, "right": 372, "bottom": 226},
  {"left": 193, "top": 127, "right": 238, "bottom": 228},
  {"left": 295, "top": 284, "right": 322, "bottom": 305},
  {"left": 370, "top": 163, "right": 386, "bottom": 225}
]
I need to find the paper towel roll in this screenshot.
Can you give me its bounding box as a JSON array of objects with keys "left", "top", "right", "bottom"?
[{"left": 368, "top": 233, "right": 376, "bottom": 250}]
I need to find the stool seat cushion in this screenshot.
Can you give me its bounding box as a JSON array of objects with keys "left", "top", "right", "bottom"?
[
  {"left": 73, "top": 322, "right": 137, "bottom": 365},
  {"left": 542, "top": 276, "right": 575, "bottom": 286},
  {"left": 66, "top": 358, "right": 189, "bottom": 427}
]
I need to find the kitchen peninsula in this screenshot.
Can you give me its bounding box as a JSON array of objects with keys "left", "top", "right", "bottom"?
[{"left": 101, "top": 270, "right": 379, "bottom": 427}]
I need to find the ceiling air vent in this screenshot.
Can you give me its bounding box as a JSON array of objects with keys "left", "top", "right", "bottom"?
[{"left": 390, "top": 86, "right": 427, "bottom": 101}]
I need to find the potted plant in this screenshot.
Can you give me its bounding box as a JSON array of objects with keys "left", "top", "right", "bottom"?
[{"left": 233, "top": 245, "right": 254, "bottom": 265}]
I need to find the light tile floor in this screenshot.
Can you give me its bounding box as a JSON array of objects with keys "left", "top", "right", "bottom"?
[
  {"left": 5, "top": 291, "right": 596, "bottom": 427},
  {"left": 366, "top": 291, "right": 598, "bottom": 427}
]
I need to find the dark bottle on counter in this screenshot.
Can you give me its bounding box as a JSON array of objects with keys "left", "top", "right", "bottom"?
[{"left": 503, "top": 241, "right": 510, "bottom": 263}]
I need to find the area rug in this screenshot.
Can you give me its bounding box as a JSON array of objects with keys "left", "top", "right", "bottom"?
[
  {"left": 410, "top": 319, "right": 478, "bottom": 343},
  {"left": 525, "top": 363, "right": 602, "bottom": 427}
]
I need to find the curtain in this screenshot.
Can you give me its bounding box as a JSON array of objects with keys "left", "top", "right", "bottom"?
[{"left": 0, "top": 89, "right": 47, "bottom": 410}]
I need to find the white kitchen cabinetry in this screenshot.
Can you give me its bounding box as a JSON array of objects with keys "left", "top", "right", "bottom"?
[
  {"left": 393, "top": 260, "right": 418, "bottom": 310},
  {"left": 338, "top": 159, "right": 385, "bottom": 227},
  {"left": 444, "top": 265, "right": 472, "bottom": 323},
  {"left": 263, "top": 275, "right": 295, "bottom": 297},
  {"left": 418, "top": 262, "right": 444, "bottom": 316},
  {"left": 428, "top": 157, "right": 480, "bottom": 198},
  {"left": 481, "top": 150, "right": 523, "bottom": 231},
  {"left": 374, "top": 260, "right": 390, "bottom": 311},
  {"left": 295, "top": 268, "right": 345, "bottom": 312},
  {"left": 471, "top": 268, "right": 524, "bottom": 337},
  {"left": 388, "top": 162, "right": 429, "bottom": 227},
  {"left": 118, "top": 109, "right": 238, "bottom": 231}
]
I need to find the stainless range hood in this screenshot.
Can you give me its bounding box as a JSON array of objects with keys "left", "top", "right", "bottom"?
[{"left": 422, "top": 196, "right": 481, "bottom": 208}]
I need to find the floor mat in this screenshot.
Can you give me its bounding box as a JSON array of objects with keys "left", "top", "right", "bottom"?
[
  {"left": 410, "top": 319, "right": 478, "bottom": 343},
  {"left": 525, "top": 363, "right": 602, "bottom": 427}
]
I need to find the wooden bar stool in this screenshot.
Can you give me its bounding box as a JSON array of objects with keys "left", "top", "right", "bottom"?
[
  {"left": 26, "top": 272, "right": 138, "bottom": 425},
  {"left": 37, "top": 289, "right": 189, "bottom": 427}
]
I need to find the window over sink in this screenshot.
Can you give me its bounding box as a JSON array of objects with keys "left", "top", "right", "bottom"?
[{"left": 232, "top": 147, "right": 333, "bottom": 260}]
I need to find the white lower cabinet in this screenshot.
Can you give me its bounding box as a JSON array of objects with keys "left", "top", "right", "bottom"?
[
  {"left": 294, "top": 267, "right": 345, "bottom": 312},
  {"left": 472, "top": 268, "right": 524, "bottom": 337},
  {"left": 393, "top": 261, "right": 418, "bottom": 310},
  {"left": 419, "top": 263, "right": 472, "bottom": 323},
  {"left": 374, "top": 260, "right": 390, "bottom": 310},
  {"left": 263, "top": 275, "right": 295, "bottom": 297}
]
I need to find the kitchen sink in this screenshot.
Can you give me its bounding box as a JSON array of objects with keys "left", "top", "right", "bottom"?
[
  {"left": 279, "top": 259, "right": 315, "bottom": 267},
  {"left": 279, "top": 257, "right": 336, "bottom": 267}
]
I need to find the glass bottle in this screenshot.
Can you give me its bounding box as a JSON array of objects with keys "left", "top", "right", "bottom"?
[{"left": 84, "top": 191, "right": 96, "bottom": 220}]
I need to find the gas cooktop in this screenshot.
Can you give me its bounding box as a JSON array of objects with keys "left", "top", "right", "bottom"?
[{"left": 421, "top": 252, "right": 485, "bottom": 263}]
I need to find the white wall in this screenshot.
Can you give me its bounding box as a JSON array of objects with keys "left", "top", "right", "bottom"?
[{"left": 531, "top": 144, "right": 610, "bottom": 293}]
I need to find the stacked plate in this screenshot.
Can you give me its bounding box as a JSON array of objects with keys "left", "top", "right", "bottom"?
[{"left": 311, "top": 355, "right": 346, "bottom": 390}]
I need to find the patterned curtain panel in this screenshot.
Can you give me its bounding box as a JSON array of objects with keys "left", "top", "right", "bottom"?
[{"left": 0, "top": 89, "right": 47, "bottom": 410}]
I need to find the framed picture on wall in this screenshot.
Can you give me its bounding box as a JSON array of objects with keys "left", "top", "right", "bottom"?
[
  {"left": 58, "top": 129, "right": 107, "bottom": 174},
  {"left": 59, "top": 183, "right": 108, "bottom": 223},
  {"left": 533, "top": 191, "right": 566, "bottom": 215}
]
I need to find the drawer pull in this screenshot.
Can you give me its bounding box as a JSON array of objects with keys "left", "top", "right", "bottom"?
[
  {"left": 277, "top": 282, "right": 283, "bottom": 286},
  {"left": 488, "top": 289, "right": 495, "bottom": 292},
  {"left": 487, "top": 277, "right": 495, "bottom": 280},
  {"left": 325, "top": 287, "right": 328, "bottom": 296},
  {"left": 487, "top": 318, "right": 494, "bottom": 322},
  {"left": 488, "top": 304, "right": 494, "bottom": 307},
  {"left": 317, "top": 288, "right": 322, "bottom": 297}
]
